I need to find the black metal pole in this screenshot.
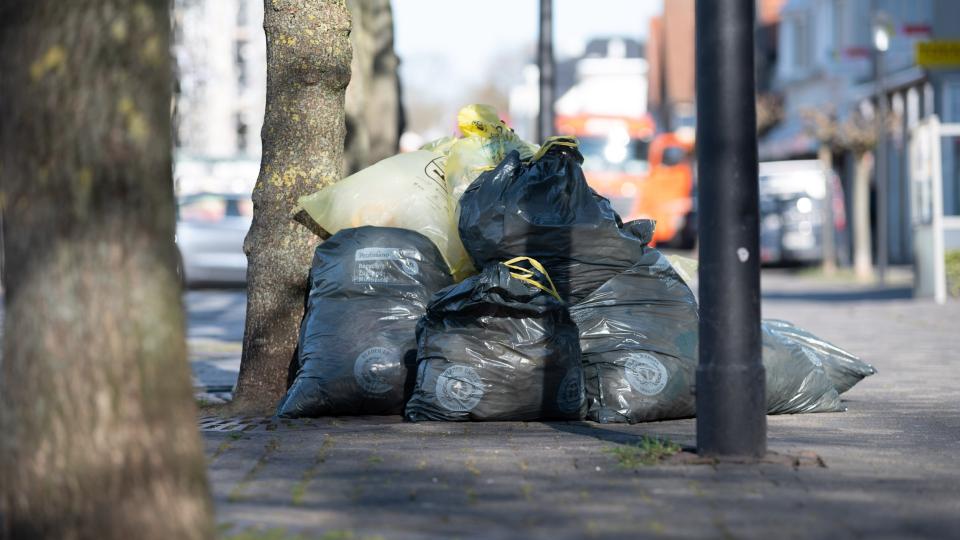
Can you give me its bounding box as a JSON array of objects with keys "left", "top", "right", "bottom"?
[
  {"left": 537, "top": 0, "right": 555, "bottom": 142},
  {"left": 695, "top": 0, "right": 766, "bottom": 458}
]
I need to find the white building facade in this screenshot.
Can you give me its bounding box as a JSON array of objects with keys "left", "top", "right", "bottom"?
[{"left": 173, "top": 0, "right": 266, "bottom": 159}]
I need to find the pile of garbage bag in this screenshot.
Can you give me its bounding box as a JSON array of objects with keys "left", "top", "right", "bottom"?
[{"left": 283, "top": 104, "right": 874, "bottom": 422}]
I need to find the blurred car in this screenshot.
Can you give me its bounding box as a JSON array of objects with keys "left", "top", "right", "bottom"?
[
  {"left": 758, "top": 160, "right": 841, "bottom": 265},
  {"left": 176, "top": 193, "right": 252, "bottom": 286}
]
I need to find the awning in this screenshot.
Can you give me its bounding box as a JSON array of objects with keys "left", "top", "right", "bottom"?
[{"left": 758, "top": 116, "right": 817, "bottom": 161}]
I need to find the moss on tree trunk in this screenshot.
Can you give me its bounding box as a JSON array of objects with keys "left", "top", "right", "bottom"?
[
  {"left": 231, "top": 0, "right": 351, "bottom": 413},
  {"left": 0, "top": 1, "right": 214, "bottom": 539}
]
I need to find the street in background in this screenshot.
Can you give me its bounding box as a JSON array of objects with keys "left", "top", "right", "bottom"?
[{"left": 176, "top": 193, "right": 252, "bottom": 287}]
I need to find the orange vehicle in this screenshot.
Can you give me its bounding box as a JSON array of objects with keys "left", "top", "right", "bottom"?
[
  {"left": 557, "top": 114, "right": 697, "bottom": 248},
  {"left": 629, "top": 132, "right": 696, "bottom": 248},
  {"left": 556, "top": 113, "right": 654, "bottom": 219}
]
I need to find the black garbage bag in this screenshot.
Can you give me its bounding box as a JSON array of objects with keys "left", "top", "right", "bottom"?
[
  {"left": 458, "top": 137, "right": 649, "bottom": 303},
  {"left": 761, "top": 319, "right": 876, "bottom": 394},
  {"left": 570, "top": 252, "right": 847, "bottom": 423},
  {"left": 276, "top": 226, "right": 453, "bottom": 418},
  {"left": 405, "top": 257, "right": 586, "bottom": 421},
  {"left": 570, "top": 250, "right": 700, "bottom": 423}
]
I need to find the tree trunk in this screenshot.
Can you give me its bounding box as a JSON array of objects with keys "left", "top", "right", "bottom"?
[
  {"left": 232, "top": 0, "right": 351, "bottom": 413},
  {"left": 0, "top": 2, "right": 214, "bottom": 539},
  {"left": 361, "top": 0, "right": 403, "bottom": 164},
  {"left": 852, "top": 150, "right": 874, "bottom": 281},
  {"left": 818, "top": 145, "right": 837, "bottom": 276},
  {"left": 343, "top": 0, "right": 401, "bottom": 176}
]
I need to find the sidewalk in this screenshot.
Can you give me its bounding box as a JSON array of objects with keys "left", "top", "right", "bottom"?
[{"left": 197, "top": 271, "right": 960, "bottom": 539}]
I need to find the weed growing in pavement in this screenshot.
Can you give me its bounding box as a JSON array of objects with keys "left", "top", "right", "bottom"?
[{"left": 606, "top": 436, "right": 681, "bottom": 468}]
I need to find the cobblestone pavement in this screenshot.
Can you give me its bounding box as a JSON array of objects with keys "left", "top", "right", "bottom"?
[{"left": 196, "top": 272, "right": 960, "bottom": 539}]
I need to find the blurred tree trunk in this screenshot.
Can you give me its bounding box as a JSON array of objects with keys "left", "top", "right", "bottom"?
[
  {"left": 817, "top": 145, "right": 837, "bottom": 275},
  {"left": 343, "top": 0, "right": 402, "bottom": 175},
  {"left": 232, "top": 0, "right": 351, "bottom": 413},
  {"left": 0, "top": 1, "right": 213, "bottom": 539},
  {"left": 802, "top": 108, "right": 840, "bottom": 276},
  {"left": 852, "top": 151, "right": 874, "bottom": 281}
]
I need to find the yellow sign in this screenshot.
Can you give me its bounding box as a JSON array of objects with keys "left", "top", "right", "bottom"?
[{"left": 916, "top": 41, "right": 960, "bottom": 68}]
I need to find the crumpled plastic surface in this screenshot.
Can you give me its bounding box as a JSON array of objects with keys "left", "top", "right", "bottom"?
[
  {"left": 761, "top": 321, "right": 843, "bottom": 414},
  {"left": 276, "top": 227, "right": 453, "bottom": 418},
  {"left": 458, "top": 138, "right": 648, "bottom": 303},
  {"left": 405, "top": 260, "right": 586, "bottom": 422},
  {"left": 761, "top": 319, "right": 876, "bottom": 395},
  {"left": 660, "top": 255, "right": 874, "bottom": 397},
  {"left": 570, "top": 251, "right": 855, "bottom": 423},
  {"left": 570, "top": 250, "right": 700, "bottom": 423},
  {"left": 422, "top": 104, "right": 538, "bottom": 199},
  {"left": 297, "top": 150, "right": 474, "bottom": 281}
]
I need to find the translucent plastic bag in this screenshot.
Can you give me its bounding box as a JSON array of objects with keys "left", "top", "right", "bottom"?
[
  {"left": 422, "top": 104, "right": 538, "bottom": 198},
  {"left": 297, "top": 150, "right": 474, "bottom": 280}
]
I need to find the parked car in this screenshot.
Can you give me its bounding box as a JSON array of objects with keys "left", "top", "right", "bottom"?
[
  {"left": 758, "top": 160, "right": 842, "bottom": 265},
  {"left": 176, "top": 193, "right": 252, "bottom": 286}
]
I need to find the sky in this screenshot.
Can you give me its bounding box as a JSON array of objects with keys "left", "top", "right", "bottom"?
[{"left": 391, "top": 0, "right": 664, "bottom": 134}]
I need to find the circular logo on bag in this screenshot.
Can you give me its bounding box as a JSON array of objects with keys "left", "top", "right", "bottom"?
[
  {"left": 624, "top": 353, "right": 669, "bottom": 396},
  {"left": 435, "top": 365, "right": 484, "bottom": 412},
  {"left": 354, "top": 347, "right": 397, "bottom": 394},
  {"left": 556, "top": 369, "right": 584, "bottom": 414}
]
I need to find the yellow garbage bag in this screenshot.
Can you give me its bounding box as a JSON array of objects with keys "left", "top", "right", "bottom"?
[
  {"left": 297, "top": 150, "right": 474, "bottom": 280},
  {"left": 423, "top": 104, "right": 538, "bottom": 198}
]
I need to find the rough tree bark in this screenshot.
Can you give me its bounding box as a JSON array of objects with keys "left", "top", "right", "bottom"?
[
  {"left": 232, "top": 0, "right": 352, "bottom": 413},
  {"left": 0, "top": 1, "right": 214, "bottom": 539}
]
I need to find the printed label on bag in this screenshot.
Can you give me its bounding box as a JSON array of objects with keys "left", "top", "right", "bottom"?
[
  {"left": 556, "top": 369, "right": 585, "bottom": 414},
  {"left": 624, "top": 352, "right": 669, "bottom": 396},
  {"left": 354, "top": 347, "right": 397, "bottom": 394},
  {"left": 435, "top": 365, "right": 484, "bottom": 412},
  {"left": 353, "top": 247, "right": 422, "bottom": 283}
]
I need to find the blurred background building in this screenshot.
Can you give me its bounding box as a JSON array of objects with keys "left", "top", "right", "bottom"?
[
  {"left": 760, "top": 0, "right": 960, "bottom": 267},
  {"left": 172, "top": 0, "right": 265, "bottom": 195}
]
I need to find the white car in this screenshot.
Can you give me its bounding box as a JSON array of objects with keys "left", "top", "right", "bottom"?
[
  {"left": 758, "top": 160, "right": 844, "bottom": 265},
  {"left": 176, "top": 193, "right": 252, "bottom": 286}
]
